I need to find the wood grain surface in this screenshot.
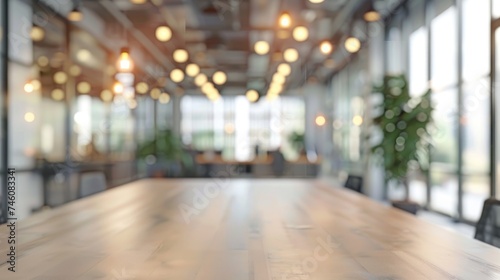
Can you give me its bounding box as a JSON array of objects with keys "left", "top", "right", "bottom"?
[{"left": 0, "top": 178, "right": 499, "bottom": 279}]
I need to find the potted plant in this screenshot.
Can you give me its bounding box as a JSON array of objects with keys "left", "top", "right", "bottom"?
[
  {"left": 137, "top": 129, "right": 193, "bottom": 177},
  {"left": 371, "top": 75, "right": 432, "bottom": 214},
  {"left": 288, "top": 132, "right": 305, "bottom": 155}
]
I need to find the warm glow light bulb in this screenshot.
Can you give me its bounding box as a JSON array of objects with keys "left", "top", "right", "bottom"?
[
  {"left": 254, "top": 41, "right": 270, "bottom": 55},
  {"left": 315, "top": 115, "right": 326, "bottom": 126},
  {"left": 53, "top": 71, "right": 68, "bottom": 84},
  {"left": 150, "top": 88, "right": 161, "bottom": 99},
  {"left": 246, "top": 90, "right": 259, "bottom": 102},
  {"left": 117, "top": 48, "right": 133, "bottom": 72},
  {"left": 24, "top": 82, "right": 34, "bottom": 93},
  {"left": 212, "top": 71, "right": 227, "bottom": 85},
  {"left": 37, "top": 56, "right": 49, "bottom": 67},
  {"left": 272, "top": 73, "right": 285, "bottom": 84},
  {"left": 113, "top": 81, "right": 124, "bottom": 94},
  {"left": 353, "top": 115, "right": 364, "bottom": 126},
  {"left": 24, "top": 112, "right": 35, "bottom": 123},
  {"left": 77, "top": 81, "right": 91, "bottom": 94},
  {"left": 269, "top": 83, "right": 283, "bottom": 94},
  {"left": 173, "top": 49, "right": 189, "bottom": 63},
  {"left": 195, "top": 73, "right": 208, "bottom": 86},
  {"left": 159, "top": 92, "right": 171, "bottom": 104},
  {"left": 201, "top": 82, "right": 215, "bottom": 94},
  {"left": 186, "top": 64, "right": 200, "bottom": 77},
  {"left": 292, "top": 26, "right": 309, "bottom": 42},
  {"left": 279, "top": 12, "right": 292, "bottom": 28},
  {"left": 31, "top": 79, "right": 41, "bottom": 91},
  {"left": 320, "top": 41, "right": 333, "bottom": 54},
  {"left": 155, "top": 26, "right": 172, "bottom": 42},
  {"left": 364, "top": 9, "right": 381, "bottom": 22},
  {"left": 100, "top": 90, "right": 113, "bottom": 102},
  {"left": 277, "top": 63, "right": 291, "bottom": 76},
  {"left": 69, "top": 65, "right": 81, "bottom": 76},
  {"left": 136, "top": 82, "right": 149, "bottom": 94},
  {"left": 345, "top": 37, "right": 361, "bottom": 53},
  {"left": 51, "top": 89, "right": 64, "bottom": 101},
  {"left": 30, "top": 26, "right": 45, "bottom": 42},
  {"left": 67, "top": 8, "right": 83, "bottom": 22},
  {"left": 170, "top": 69, "right": 185, "bottom": 83},
  {"left": 283, "top": 48, "right": 299, "bottom": 62}
]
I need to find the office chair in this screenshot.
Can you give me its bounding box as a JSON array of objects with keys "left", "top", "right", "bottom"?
[
  {"left": 344, "top": 175, "right": 363, "bottom": 193},
  {"left": 474, "top": 198, "right": 500, "bottom": 248}
]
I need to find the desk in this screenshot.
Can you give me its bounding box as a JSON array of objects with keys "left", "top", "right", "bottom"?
[
  {"left": 195, "top": 155, "right": 320, "bottom": 177},
  {"left": 0, "top": 179, "right": 499, "bottom": 279}
]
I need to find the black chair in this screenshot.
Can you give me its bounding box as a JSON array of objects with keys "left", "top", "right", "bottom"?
[
  {"left": 344, "top": 175, "right": 363, "bottom": 193},
  {"left": 474, "top": 198, "right": 500, "bottom": 248}
]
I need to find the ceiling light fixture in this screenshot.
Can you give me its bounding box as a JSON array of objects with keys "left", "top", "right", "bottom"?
[
  {"left": 100, "top": 90, "right": 113, "bottom": 102},
  {"left": 364, "top": 7, "right": 381, "bottom": 22},
  {"left": 30, "top": 25, "right": 45, "bottom": 42},
  {"left": 272, "top": 73, "right": 286, "bottom": 84},
  {"left": 53, "top": 71, "right": 68, "bottom": 84},
  {"left": 116, "top": 47, "right": 134, "bottom": 72},
  {"left": 135, "top": 82, "right": 149, "bottom": 94},
  {"left": 155, "top": 26, "right": 172, "bottom": 42},
  {"left": 283, "top": 48, "right": 299, "bottom": 62},
  {"left": 170, "top": 69, "right": 185, "bottom": 83},
  {"left": 246, "top": 90, "right": 259, "bottom": 102},
  {"left": 130, "top": 0, "right": 147, "bottom": 4},
  {"left": 278, "top": 12, "right": 292, "bottom": 28},
  {"left": 186, "top": 64, "right": 200, "bottom": 77},
  {"left": 69, "top": 65, "right": 82, "bottom": 76},
  {"left": 292, "top": 26, "right": 309, "bottom": 42},
  {"left": 159, "top": 92, "right": 171, "bottom": 104},
  {"left": 51, "top": 89, "right": 64, "bottom": 101},
  {"left": 277, "top": 63, "right": 291, "bottom": 76},
  {"left": 24, "top": 81, "right": 34, "bottom": 93},
  {"left": 212, "top": 71, "right": 227, "bottom": 85},
  {"left": 173, "top": 49, "right": 189, "bottom": 63},
  {"left": 194, "top": 73, "right": 208, "bottom": 86},
  {"left": 315, "top": 115, "right": 326, "bottom": 126},
  {"left": 309, "top": 0, "right": 324, "bottom": 3},
  {"left": 201, "top": 82, "right": 215, "bottom": 94},
  {"left": 113, "top": 81, "right": 124, "bottom": 94},
  {"left": 254, "top": 41, "right": 270, "bottom": 55},
  {"left": 320, "top": 41, "right": 333, "bottom": 55},
  {"left": 67, "top": 6, "right": 83, "bottom": 22},
  {"left": 150, "top": 88, "right": 161, "bottom": 99},
  {"left": 345, "top": 37, "right": 361, "bottom": 53}
]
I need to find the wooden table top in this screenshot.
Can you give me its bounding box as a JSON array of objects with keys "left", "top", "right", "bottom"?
[{"left": 1, "top": 178, "right": 499, "bottom": 279}]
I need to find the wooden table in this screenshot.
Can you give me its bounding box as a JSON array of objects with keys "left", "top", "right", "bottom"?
[{"left": 1, "top": 179, "right": 499, "bottom": 279}]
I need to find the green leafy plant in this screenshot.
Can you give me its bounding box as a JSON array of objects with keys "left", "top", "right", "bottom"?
[
  {"left": 288, "top": 132, "right": 305, "bottom": 154},
  {"left": 137, "top": 130, "right": 181, "bottom": 160},
  {"left": 371, "top": 75, "right": 433, "bottom": 199},
  {"left": 137, "top": 129, "right": 193, "bottom": 174}
]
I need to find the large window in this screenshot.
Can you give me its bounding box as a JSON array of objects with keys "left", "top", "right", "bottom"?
[
  {"left": 181, "top": 96, "right": 305, "bottom": 161},
  {"left": 431, "top": 6, "right": 457, "bottom": 91},
  {"left": 462, "top": 0, "right": 491, "bottom": 221}
]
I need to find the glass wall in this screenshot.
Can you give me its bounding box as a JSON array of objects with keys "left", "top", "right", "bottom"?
[
  {"left": 180, "top": 95, "right": 305, "bottom": 161},
  {"left": 332, "top": 0, "right": 494, "bottom": 223},
  {"left": 0, "top": 1, "right": 175, "bottom": 221}
]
